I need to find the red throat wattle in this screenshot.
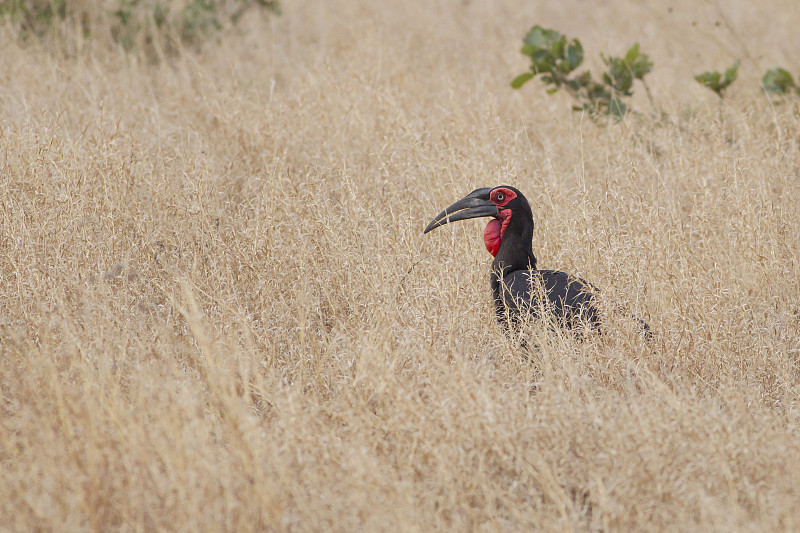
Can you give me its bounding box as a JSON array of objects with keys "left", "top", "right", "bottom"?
[{"left": 483, "top": 209, "right": 512, "bottom": 256}]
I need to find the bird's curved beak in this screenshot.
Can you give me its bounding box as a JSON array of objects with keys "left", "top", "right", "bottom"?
[{"left": 423, "top": 187, "right": 497, "bottom": 234}]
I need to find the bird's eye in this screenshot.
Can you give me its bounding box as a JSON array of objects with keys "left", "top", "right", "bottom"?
[{"left": 495, "top": 192, "right": 505, "bottom": 202}]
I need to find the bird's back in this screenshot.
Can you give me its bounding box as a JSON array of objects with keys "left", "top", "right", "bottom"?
[{"left": 493, "top": 269, "right": 601, "bottom": 330}]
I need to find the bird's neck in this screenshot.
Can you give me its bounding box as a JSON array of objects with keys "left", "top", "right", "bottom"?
[{"left": 490, "top": 230, "right": 537, "bottom": 280}]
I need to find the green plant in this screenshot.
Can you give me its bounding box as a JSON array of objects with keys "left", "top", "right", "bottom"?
[
  {"left": 694, "top": 61, "right": 739, "bottom": 98},
  {"left": 110, "top": 0, "right": 280, "bottom": 58},
  {"left": 0, "top": 0, "right": 67, "bottom": 37},
  {"left": 511, "top": 26, "right": 654, "bottom": 120},
  {"left": 1, "top": 0, "right": 279, "bottom": 56},
  {"left": 762, "top": 67, "right": 800, "bottom": 95}
]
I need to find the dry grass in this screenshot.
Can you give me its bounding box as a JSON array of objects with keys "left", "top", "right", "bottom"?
[{"left": 2, "top": 0, "right": 800, "bottom": 530}]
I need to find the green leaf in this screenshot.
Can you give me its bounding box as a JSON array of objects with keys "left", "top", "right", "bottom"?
[
  {"left": 531, "top": 49, "right": 550, "bottom": 63},
  {"left": 695, "top": 71, "right": 722, "bottom": 89},
  {"left": 762, "top": 67, "right": 796, "bottom": 94},
  {"left": 631, "top": 54, "right": 653, "bottom": 79},
  {"left": 608, "top": 98, "right": 627, "bottom": 119},
  {"left": 723, "top": 60, "right": 739, "bottom": 86},
  {"left": 695, "top": 61, "right": 738, "bottom": 96},
  {"left": 532, "top": 59, "right": 553, "bottom": 74},
  {"left": 567, "top": 41, "right": 583, "bottom": 70},
  {"left": 552, "top": 36, "right": 566, "bottom": 59},
  {"left": 520, "top": 44, "right": 535, "bottom": 57},
  {"left": 523, "top": 26, "right": 550, "bottom": 48},
  {"left": 587, "top": 83, "right": 610, "bottom": 101},
  {"left": 624, "top": 43, "right": 640, "bottom": 65},
  {"left": 511, "top": 72, "right": 535, "bottom": 89},
  {"left": 602, "top": 56, "right": 634, "bottom": 93}
]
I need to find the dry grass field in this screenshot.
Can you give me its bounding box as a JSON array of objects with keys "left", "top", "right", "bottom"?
[{"left": 2, "top": 0, "right": 800, "bottom": 530}]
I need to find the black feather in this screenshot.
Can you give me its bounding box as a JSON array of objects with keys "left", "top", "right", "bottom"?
[{"left": 492, "top": 269, "right": 601, "bottom": 331}]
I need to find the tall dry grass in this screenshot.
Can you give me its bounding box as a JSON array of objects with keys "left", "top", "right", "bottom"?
[{"left": 2, "top": 0, "right": 800, "bottom": 530}]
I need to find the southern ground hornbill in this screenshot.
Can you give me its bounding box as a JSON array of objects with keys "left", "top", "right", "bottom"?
[{"left": 424, "top": 186, "right": 648, "bottom": 338}]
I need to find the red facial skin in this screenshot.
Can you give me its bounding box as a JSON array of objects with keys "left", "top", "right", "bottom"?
[{"left": 483, "top": 188, "right": 517, "bottom": 256}]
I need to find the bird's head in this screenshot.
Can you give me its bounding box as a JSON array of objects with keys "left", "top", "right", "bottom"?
[{"left": 423, "top": 186, "right": 533, "bottom": 257}]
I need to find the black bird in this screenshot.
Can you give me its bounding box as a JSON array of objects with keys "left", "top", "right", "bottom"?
[{"left": 424, "top": 186, "right": 604, "bottom": 335}]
